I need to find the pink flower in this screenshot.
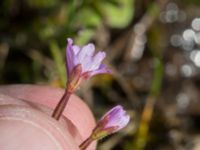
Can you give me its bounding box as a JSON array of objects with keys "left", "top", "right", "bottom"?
[
  {"left": 92, "top": 105, "right": 130, "bottom": 140},
  {"left": 66, "top": 38, "right": 111, "bottom": 91}
]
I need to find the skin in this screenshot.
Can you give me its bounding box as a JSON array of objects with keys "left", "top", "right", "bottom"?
[{"left": 0, "top": 84, "right": 96, "bottom": 150}]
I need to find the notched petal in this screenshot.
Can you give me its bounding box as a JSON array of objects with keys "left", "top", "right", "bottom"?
[
  {"left": 89, "top": 64, "right": 111, "bottom": 77},
  {"left": 72, "top": 45, "right": 81, "bottom": 55},
  {"left": 66, "top": 38, "right": 75, "bottom": 76}
]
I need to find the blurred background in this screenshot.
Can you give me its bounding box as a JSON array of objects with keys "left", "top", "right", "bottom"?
[{"left": 1, "top": 0, "right": 200, "bottom": 149}]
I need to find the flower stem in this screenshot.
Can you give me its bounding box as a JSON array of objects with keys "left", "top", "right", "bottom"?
[
  {"left": 52, "top": 89, "right": 72, "bottom": 120},
  {"left": 79, "top": 136, "right": 93, "bottom": 150}
]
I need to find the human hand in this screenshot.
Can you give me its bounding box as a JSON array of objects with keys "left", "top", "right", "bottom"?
[{"left": 0, "top": 84, "right": 96, "bottom": 150}]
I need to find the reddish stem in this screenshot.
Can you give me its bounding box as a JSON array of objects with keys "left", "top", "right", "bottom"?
[
  {"left": 79, "top": 136, "right": 93, "bottom": 150},
  {"left": 52, "top": 89, "right": 72, "bottom": 120}
]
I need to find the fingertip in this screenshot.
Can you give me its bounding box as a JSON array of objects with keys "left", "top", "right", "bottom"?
[
  {"left": 0, "top": 84, "right": 96, "bottom": 150},
  {"left": 0, "top": 105, "right": 80, "bottom": 150}
]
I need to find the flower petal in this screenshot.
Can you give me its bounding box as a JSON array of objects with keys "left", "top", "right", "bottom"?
[
  {"left": 91, "top": 105, "right": 130, "bottom": 140},
  {"left": 66, "top": 38, "right": 76, "bottom": 76},
  {"left": 89, "top": 64, "right": 111, "bottom": 77},
  {"left": 72, "top": 45, "right": 81, "bottom": 55},
  {"left": 87, "top": 51, "right": 106, "bottom": 71},
  {"left": 105, "top": 106, "right": 130, "bottom": 131},
  {"left": 77, "top": 43, "right": 95, "bottom": 71},
  {"left": 77, "top": 44, "right": 95, "bottom": 62},
  {"left": 102, "top": 105, "right": 123, "bottom": 122},
  {"left": 65, "top": 38, "right": 111, "bottom": 91}
]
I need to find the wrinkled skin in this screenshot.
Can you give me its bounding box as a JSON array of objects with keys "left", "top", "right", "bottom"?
[{"left": 0, "top": 84, "right": 96, "bottom": 150}]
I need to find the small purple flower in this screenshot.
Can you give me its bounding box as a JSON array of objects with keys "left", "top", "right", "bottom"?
[
  {"left": 66, "top": 38, "right": 111, "bottom": 91},
  {"left": 92, "top": 105, "right": 130, "bottom": 140}
]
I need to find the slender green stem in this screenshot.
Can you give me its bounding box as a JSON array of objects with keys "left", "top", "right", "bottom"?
[
  {"left": 79, "top": 136, "right": 93, "bottom": 150},
  {"left": 133, "top": 59, "right": 163, "bottom": 150},
  {"left": 52, "top": 89, "right": 72, "bottom": 120}
]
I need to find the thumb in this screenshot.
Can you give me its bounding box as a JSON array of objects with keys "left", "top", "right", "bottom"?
[{"left": 0, "top": 104, "right": 79, "bottom": 150}]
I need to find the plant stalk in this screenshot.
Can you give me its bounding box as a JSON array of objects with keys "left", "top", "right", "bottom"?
[
  {"left": 79, "top": 136, "right": 93, "bottom": 150},
  {"left": 52, "top": 89, "right": 72, "bottom": 120}
]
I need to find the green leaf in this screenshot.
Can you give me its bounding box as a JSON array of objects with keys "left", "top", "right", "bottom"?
[
  {"left": 27, "top": 0, "right": 57, "bottom": 8},
  {"left": 99, "top": 0, "right": 134, "bottom": 28},
  {"left": 77, "top": 7, "right": 102, "bottom": 28},
  {"left": 75, "top": 29, "right": 95, "bottom": 45}
]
